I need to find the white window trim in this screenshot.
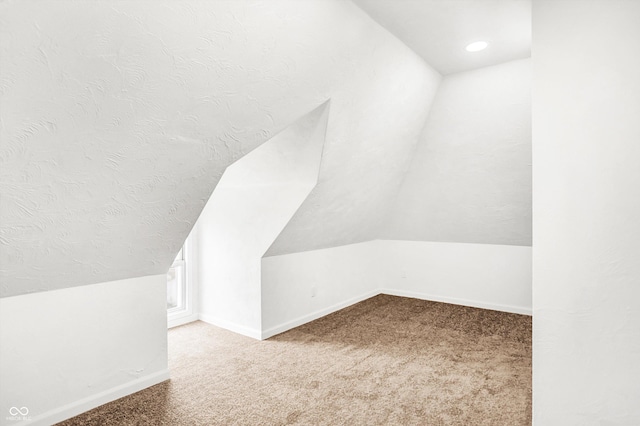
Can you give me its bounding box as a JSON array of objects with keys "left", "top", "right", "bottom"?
[{"left": 168, "top": 229, "right": 199, "bottom": 328}]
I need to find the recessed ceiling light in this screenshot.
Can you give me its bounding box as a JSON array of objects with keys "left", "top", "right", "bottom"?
[{"left": 465, "top": 41, "right": 488, "bottom": 52}]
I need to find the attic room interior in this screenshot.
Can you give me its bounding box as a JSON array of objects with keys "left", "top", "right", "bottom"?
[{"left": 1, "top": 0, "right": 639, "bottom": 425}]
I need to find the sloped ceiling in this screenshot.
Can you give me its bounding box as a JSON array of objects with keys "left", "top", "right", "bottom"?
[
  {"left": 221, "top": 102, "right": 329, "bottom": 189},
  {"left": 381, "top": 59, "right": 532, "bottom": 246},
  {"left": 353, "top": 0, "right": 531, "bottom": 75},
  {"left": 0, "top": 0, "right": 440, "bottom": 297},
  {"left": 197, "top": 102, "right": 330, "bottom": 330}
]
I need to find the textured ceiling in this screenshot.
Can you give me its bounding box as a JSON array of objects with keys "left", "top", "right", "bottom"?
[
  {"left": 381, "top": 58, "right": 532, "bottom": 246},
  {"left": 353, "top": 0, "right": 531, "bottom": 74},
  {"left": 0, "top": 0, "right": 439, "bottom": 296}
]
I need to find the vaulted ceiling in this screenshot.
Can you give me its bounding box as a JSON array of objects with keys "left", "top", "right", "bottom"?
[
  {"left": 0, "top": 0, "right": 532, "bottom": 298},
  {"left": 0, "top": 0, "right": 439, "bottom": 297}
]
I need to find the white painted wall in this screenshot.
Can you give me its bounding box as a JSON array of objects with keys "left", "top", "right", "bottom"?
[
  {"left": 0, "top": 0, "right": 439, "bottom": 297},
  {"left": 381, "top": 240, "right": 531, "bottom": 315},
  {"left": 533, "top": 1, "right": 640, "bottom": 424},
  {"left": 261, "top": 241, "right": 382, "bottom": 338},
  {"left": 0, "top": 275, "right": 168, "bottom": 426},
  {"left": 382, "top": 58, "right": 531, "bottom": 247},
  {"left": 198, "top": 104, "right": 328, "bottom": 338},
  {"left": 260, "top": 240, "right": 531, "bottom": 338}
]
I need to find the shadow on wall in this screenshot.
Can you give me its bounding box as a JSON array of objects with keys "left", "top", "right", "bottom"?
[{"left": 196, "top": 101, "right": 331, "bottom": 337}]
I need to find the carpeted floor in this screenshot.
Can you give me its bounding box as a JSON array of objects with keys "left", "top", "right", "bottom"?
[{"left": 58, "top": 295, "right": 532, "bottom": 425}]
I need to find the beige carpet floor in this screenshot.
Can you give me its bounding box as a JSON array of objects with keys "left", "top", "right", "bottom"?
[{"left": 58, "top": 294, "right": 532, "bottom": 425}]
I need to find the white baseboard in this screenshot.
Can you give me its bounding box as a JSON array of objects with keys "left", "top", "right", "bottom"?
[
  {"left": 200, "top": 286, "right": 529, "bottom": 343},
  {"left": 21, "top": 369, "right": 170, "bottom": 426},
  {"left": 198, "top": 313, "right": 262, "bottom": 340},
  {"left": 19, "top": 287, "right": 527, "bottom": 426},
  {"left": 168, "top": 312, "right": 199, "bottom": 329},
  {"left": 380, "top": 288, "right": 532, "bottom": 316},
  {"left": 260, "top": 289, "right": 380, "bottom": 340}
]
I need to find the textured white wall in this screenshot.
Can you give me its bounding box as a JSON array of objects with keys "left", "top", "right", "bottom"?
[
  {"left": 261, "top": 241, "right": 381, "bottom": 338},
  {"left": 381, "top": 240, "right": 531, "bottom": 315},
  {"left": 381, "top": 58, "right": 531, "bottom": 246},
  {"left": 533, "top": 1, "right": 640, "bottom": 423},
  {"left": 260, "top": 239, "right": 531, "bottom": 339},
  {"left": 198, "top": 103, "right": 328, "bottom": 337},
  {"left": 0, "top": 275, "right": 168, "bottom": 425},
  {"left": 0, "top": 0, "right": 439, "bottom": 297}
]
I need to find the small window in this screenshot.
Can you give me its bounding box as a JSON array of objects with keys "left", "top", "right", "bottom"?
[
  {"left": 167, "top": 248, "right": 185, "bottom": 312},
  {"left": 167, "top": 235, "right": 197, "bottom": 328}
]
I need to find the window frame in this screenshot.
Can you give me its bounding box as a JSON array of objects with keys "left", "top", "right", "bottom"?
[
  {"left": 167, "top": 230, "right": 198, "bottom": 328},
  {"left": 167, "top": 248, "right": 185, "bottom": 313}
]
